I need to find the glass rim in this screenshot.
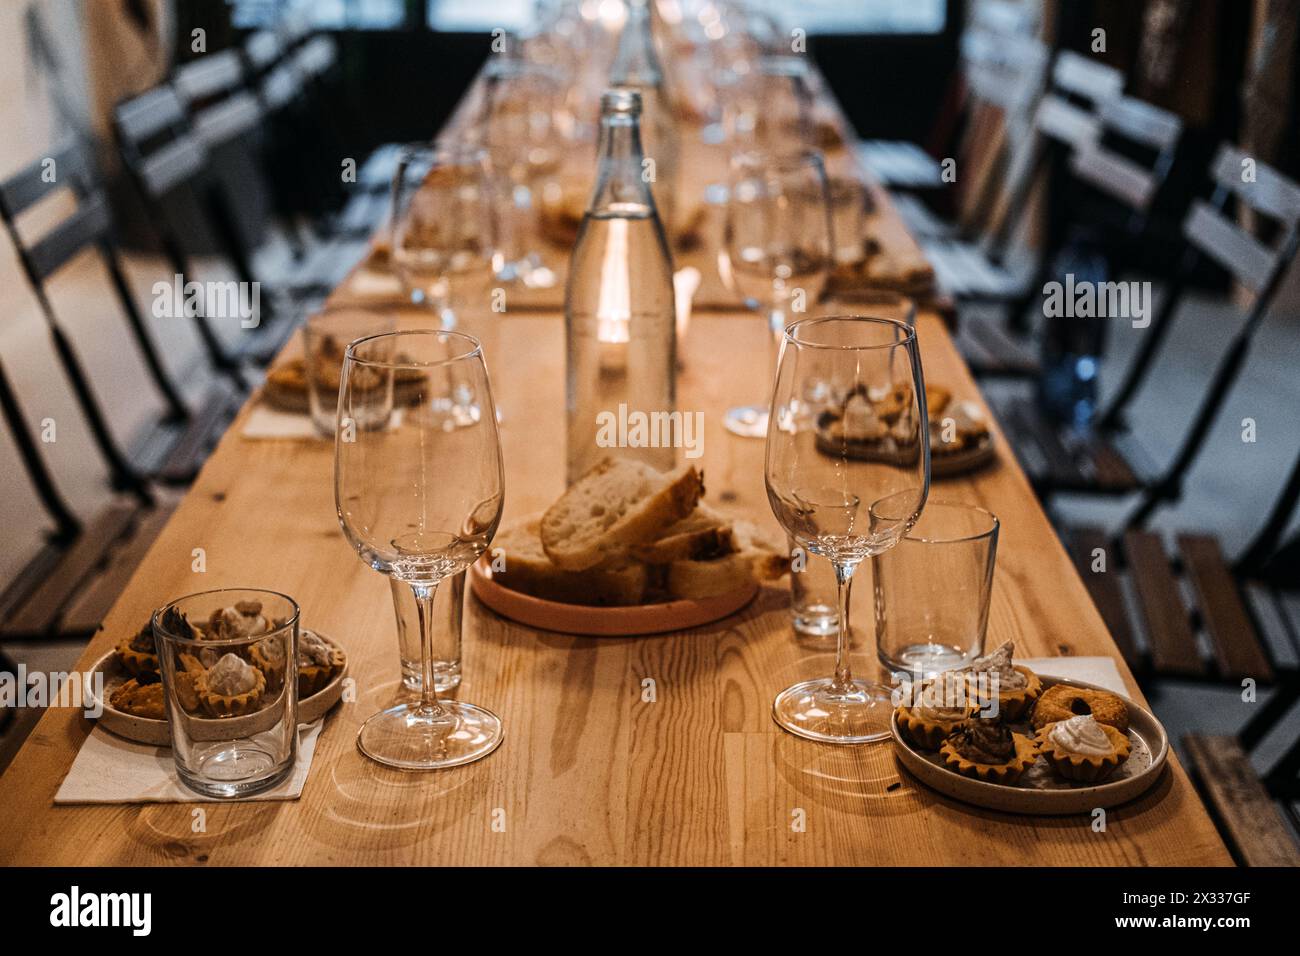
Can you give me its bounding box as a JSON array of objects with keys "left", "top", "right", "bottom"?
[
  {"left": 731, "top": 146, "right": 826, "bottom": 172},
  {"left": 399, "top": 140, "right": 489, "bottom": 167},
  {"left": 783, "top": 314, "right": 916, "bottom": 351},
  {"left": 872, "top": 497, "right": 1000, "bottom": 544},
  {"left": 152, "top": 587, "right": 300, "bottom": 647},
  {"left": 344, "top": 328, "right": 484, "bottom": 370}
]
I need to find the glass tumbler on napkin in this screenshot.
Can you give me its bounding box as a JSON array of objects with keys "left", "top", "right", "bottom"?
[
  {"left": 390, "top": 573, "right": 463, "bottom": 693},
  {"left": 152, "top": 589, "right": 299, "bottom": 799},
  {"left": 870, "top": 500, "right": 999, "bottom": 679},
  {"left": 304, "top": 306, "right": 397, "bottom": 437}
]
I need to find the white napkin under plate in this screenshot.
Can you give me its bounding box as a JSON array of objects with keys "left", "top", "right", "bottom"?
[
  {"left": 54, "top": 720, "right": 323, "bottom": 804},
  {"left": 1020, "top": 656, "right": 1125, "bottom": 695},
  {"left": 241, "top": 403, "right": 324, "bottom": 440}
]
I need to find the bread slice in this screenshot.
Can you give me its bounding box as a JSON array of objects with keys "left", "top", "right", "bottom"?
[
  {"left": 631, "top": 504, "right": 735, "bottom": 563},
  {"left": 541, "top": 458, "right": 704, "bottom": 571},
  {"left": 732, "top": 520, "right": 793, "bottom": 580},
  {"left": 666, "top": 521, "right": 792, "bottom": 600},
  {"left": 491, "top": 517, "right": 647, "bottom": 606}
]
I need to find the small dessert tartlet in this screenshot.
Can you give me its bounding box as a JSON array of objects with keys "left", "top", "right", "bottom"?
[
  {"left": 204, "top": 600, "right": 272, "bottom": 640},
  {"left": 896, "top": 677, "right": 975, "bottom": 750},
  {"left": 1037, "top": 714, "right": 1131, "bottom": 782},
  {"left": 115, "top": 623, "right": 159, "bottom": 681},
  {"left": 109, "top": 678, "right": 166, "bottom": 720},
  {"left": 1031, "top": 684, "right": 1130, "bottom": 733},
  {"left": 248, "top": 634, "right": 288, "bottom": 693},
  {"left": 964, "top": 640, "right": 1042, "bottom": 721},
  {"left": 939, "top": 718, "right": 1039, "bottom": 785},
  {"left": 297, "top": 630, "right": 345, "bottom": 698},
  {"left": 196, "top": 652, "right": 266, "bottom": 718}
]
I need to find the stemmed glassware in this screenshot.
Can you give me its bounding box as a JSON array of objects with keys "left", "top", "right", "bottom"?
[
  {"left": 765, "top": 316, "right": 930, "bottom": 742},
  {"left": 334, "top": 329, "right": 505, "bottom": 769},
  {"left": 389, "top": 144, "right": 498, "bottom": 330},
  {"left": 720, "top": 148, "right": 834, "bottom": 437}
]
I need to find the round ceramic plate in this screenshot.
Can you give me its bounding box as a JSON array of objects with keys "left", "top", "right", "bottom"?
[
  {"left": 931, "top": 433, "right": 998, "bottom": 478},
  {"left": 88, "top": 631, "right": 348, "bottom": 747},
  {"left": 470, "top": 562, "right": 758, "bottom": 636},
  {"left": 890, "top": 675, "right": 1169, "bottom": 815}
]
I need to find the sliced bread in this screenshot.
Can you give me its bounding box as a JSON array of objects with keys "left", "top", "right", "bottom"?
[
  {"left": 491, "top": 516, "right": 647, "bottom": 606},
  {"left": 631, "top": 504, "right": 735, "bottom": 563},
  {"left": 666, "top": 522, "right": 792, "bottom": 600},
  {"left": 541, "top": 458, "right": 704, "bottom": 571}
]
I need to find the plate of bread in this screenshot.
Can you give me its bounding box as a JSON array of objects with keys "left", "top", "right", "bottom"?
[{"left": 471, "top": 458, "right": 790, "bottom": 636}]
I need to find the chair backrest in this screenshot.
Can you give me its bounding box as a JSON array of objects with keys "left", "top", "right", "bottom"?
[
  {"left": 114, "top": 85, "right": 208, "bottom": 199},
  {"left": 1182, "top": 144, "right": 1300, "bottom": 295},
  {"left": 293, "top": 35, "right": 338, "bottom": 81},
  {"left": 1033, "top": 50, "right": 1124, "bottom": 148},
  {"left": 244, "top": 29, "right": 284, "bottom": 75},
  {"left": 174, "top": 50, "right": 264, "bottom": 150},
  {"left": 1068, "top": 95, "right": 1182, "bottom": 212}
]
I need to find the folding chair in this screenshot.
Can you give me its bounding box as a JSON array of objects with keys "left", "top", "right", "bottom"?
[{"left": 0, "top": 139, "right": 236, "bottom": 489}]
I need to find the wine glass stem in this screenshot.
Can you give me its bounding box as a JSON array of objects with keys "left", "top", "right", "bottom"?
[
  {"left": 831, "top": 559, "right": 858, "bottom": 693},
  {"left": 411, "top": 581, "right": 446, "bottom": 718}
]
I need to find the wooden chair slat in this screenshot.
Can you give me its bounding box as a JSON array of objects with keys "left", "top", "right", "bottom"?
[
  {"left": 1, "top": 502, "right": 139, "bottom": 637},
  {"left": 1176, "top": 534, "right": 1273, "bottom": 682},
  {"left": 1097, "top": 95, "right": 1182, "bottom": 150},
  {"left": 0, "top": 140, "right": 93, "bottom": 215},
  {"left": 245, "top": 30, "right": 284, "bottom": 72},
  {"left": 1183, "top": 200, "right": 1276, "bottom": 293},
  {"left": 114, "top": 87, "right": 188, "bottom": 143},
  {"left": 1184, "top": 734, "right": 1300, "bottom": 866},
  {"left": 156, "top": 389, "right": 238, "bottom": 485},
  {"left": 1068, "top": 527, "right": 1140, "bottom": 666},
  {"left": 294, "top": 36, "right": 337, "bottom": 78},
  {"left": 1123, "top": 530, "right": 1203, "bottom": 676},
  {"left": 138, "top": 136, "right": 207, "bottom": 197},
  {"left": 1051, "top": 50, "right": 1124, "bottom": 102},
  {"left": 59, "top": 501, "right": 178, "bottom": 636},
  {"left": 1210, "top": 144, "right": 1300, "bottom": 226},
  {"left": 1069, "top": 138, "right": 1157, "bottom": 211},
  {"left": 261, "top": 63, "right": 302, "bottom": 111},
  {"left": 174, "top": 49, "right": 246, "bottom": 105},
  {"left": 1034, "top": 93, "right": 1099, "bottom": 148},
  {"left": 24, "top": 192, "right": 113, "bottom": 280},
  {"left": 191, "top": 92, "right": 264, "bottom": 149}
]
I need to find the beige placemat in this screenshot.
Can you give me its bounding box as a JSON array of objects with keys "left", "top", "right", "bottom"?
[{"left": 1021, "top": 656, "right": 1125, "bottom": 694}]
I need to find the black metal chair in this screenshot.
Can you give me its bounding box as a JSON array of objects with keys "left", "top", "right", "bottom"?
[
  {"left": 0, "top": 138, "right": 236, "bottom": 490},
  {"left": 1006, "top": 145, "right": 1299, "bottom": 502}
]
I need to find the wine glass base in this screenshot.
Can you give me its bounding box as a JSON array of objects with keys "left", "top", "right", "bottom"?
[
  {"left": 772, "top": 678, "right": 895, "bottom": 744},
  {"left": 357, "top": 700, "right": 503, "bottom": 770},
  {"left": 724, "top": 404, "right": 769, "bottom": 438}
]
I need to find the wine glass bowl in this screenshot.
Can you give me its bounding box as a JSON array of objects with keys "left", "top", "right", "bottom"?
[
  {"left": 765, "top": 315, "right": 930, "bottom": 743},
  {"left": 335, "top": 329, "right": 506, "bottom": 770}
]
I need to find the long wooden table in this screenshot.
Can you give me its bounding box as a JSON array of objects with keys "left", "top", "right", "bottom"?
[{"left": 0, "top": 302, "right": 1230, "bottom": 865}]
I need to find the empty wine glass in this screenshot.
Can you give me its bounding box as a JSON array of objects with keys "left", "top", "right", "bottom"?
[
  {"left": 719, "top": 148, "right": 833, "bottom": 437},
  {"left": 390, "top": 144, "right": 498, "bottom": 330},
  {"left": 765, "top": 315, "right": 930, "bottom": 742},
  {"left": 335, "top": 329, "right": 505, "bottom": 769}
]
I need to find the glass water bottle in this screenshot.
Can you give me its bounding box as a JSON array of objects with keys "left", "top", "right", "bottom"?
[
  {"left": 565, "top": 88, "right": 677, "bottom": 484},
  {"left": 610, "top": 0, "right": 680, "bottom": 238}
]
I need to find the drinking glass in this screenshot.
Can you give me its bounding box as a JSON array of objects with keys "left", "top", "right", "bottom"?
[
  {"left": 720, "top": 148, "right": 833, "bottom": 437},
  {"left": 390, "top": 573, "right": 463, "bottom": 693},
  {"left": 304, "top": 306, "right": 396, "bottom": 436},
  {"left": 390, "top": 144, "right": 498, "bottom": 331},
  {"left": 153, "top": 588, "right": 299, "bottom": 798},
  {"left": 790, "top": 541, "right": 840, "bottom": 640},
  {"left": 765, "top": 315, "right": 930, "bottom": 742},
  {"left": 871, "top": 498, "right": 999, "bottom": 678},
  {"left": 474, "top": 58, "right": 564, "bottom": 288},
  {"left": 335, "top": 329, "right": 505, "bottom": 769}
]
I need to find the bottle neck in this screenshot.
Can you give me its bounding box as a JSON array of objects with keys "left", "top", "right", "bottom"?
[{"left": 589, "top": 110, "right": 654, "bottom": 215}]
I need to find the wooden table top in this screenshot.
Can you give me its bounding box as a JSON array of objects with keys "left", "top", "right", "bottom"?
[{"left": 0, "top": 300, "right": 1230, "bottom": 865}]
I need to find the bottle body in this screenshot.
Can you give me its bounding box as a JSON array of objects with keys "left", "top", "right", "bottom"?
[{"left": 565, "top": 90, "right": 677, "bottom": 484}]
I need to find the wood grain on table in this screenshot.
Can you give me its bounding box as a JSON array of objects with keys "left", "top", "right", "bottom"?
[{"left": 0, "top": 307, "right": 1229, "bottom": 866}]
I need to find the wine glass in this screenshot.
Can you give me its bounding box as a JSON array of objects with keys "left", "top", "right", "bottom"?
[
  {"left": 390, "top": 144, "right": 498, "bottom": 330},
  {"left": 335, "top": 329, "right": 505, "bottom": 769},
  {"left": 473, "top": 57, "right": 564, "bottom": 288},
  {"left": 765, "top": 315, "right": 930, "bottom": 742},
  {"left": 719, "top": 148, "right": 833, "bottom": 437}
]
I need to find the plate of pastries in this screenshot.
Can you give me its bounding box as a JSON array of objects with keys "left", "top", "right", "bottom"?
[
  {"left": 263, "top": 332, "right": 427, "bottom": 414},
  {"left": 90, "top": 599, "right": 348, "bottom": 746},
  {"left": 471, "top": 457, "right": 790, "bottom": 636},
  {"left": 891, "top": 641, "right": 1169, "bottom": 814},
  {"left": 815, "top": 382, "right": 997, "bottom": 478}
]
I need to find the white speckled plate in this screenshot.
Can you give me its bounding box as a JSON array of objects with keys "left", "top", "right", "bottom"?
[
  {"left": 891, "top": 675, "right": 1169, "bottom": 815},
  {"left": 87, "top": 631, "right": 348, "bottom": 747}
]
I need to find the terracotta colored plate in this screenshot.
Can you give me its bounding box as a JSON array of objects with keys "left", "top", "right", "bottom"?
[
  {"left": 88, "top": 631, "right": 348, "bottom": 747},
  {"left": 891, "top": 675, "right": 1169, "bottom": 815},
  {"left": 470, "top": 562, "right": 758, "bottom": 636}
]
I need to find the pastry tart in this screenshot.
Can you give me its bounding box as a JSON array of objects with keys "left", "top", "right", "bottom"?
[
  {"left": 297, "top": 630, "right": 345, "bottom": 698},
  {"left": 109, "top": 678, "right": 166, "bottom": 720},
  {"left": 173, "top": 653, "right": 207, "bottom": 714},
  {"left": 1037, "top": 715, "right": 1131, "bottom": 782},
  {"left": 964, "top": 641, "right": 1041, "bottom": 721},
  {"left": 196, "top": 652, "right": 267, "bottom": 718},
  {"left": 895, "top": 676, "right": 976, "bottom": 750},
  {"left": 249, "top": 635, "right": 289, "bottom": 693},
  {"left": 115, "top": 623, "right": 159, "bottom": 681},
  {"left": 939, "top": 719, "right": 1039, "bottom": 785},
  {"left": 1031, "top": 683, "right": 1129, "bottom": 733}
]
